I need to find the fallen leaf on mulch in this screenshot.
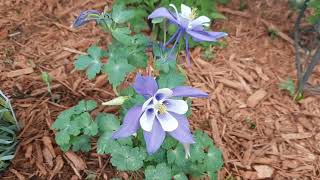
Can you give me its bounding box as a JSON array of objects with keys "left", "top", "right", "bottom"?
[
  {"left": 24, "top": 144, "right": 33, "bottom": 159},
  {"left": 43, "top": 147, "right": 54, "bottom": 168},
  {"left": 64, "top": 151, "right": 87, "bottom": 171},
  {"left": 48, "top": 155, "right": 64, "bottom": 180},
  {"left": 42, "top": 136, "right": 56, "bottom": 158},
  {"left": 95, "top": 74, "right": 108, "bottom": 88},
  {"left": 9, "top": 168, "right": 25, "bottom": 180},
  {"left": 6, "top": 68, "right": 34, "bottom": 78},
  {"left": 253, "top": 165, "right": 274, "bottom": 179},
  {"left": 281, "top": 132, "right": 313, "bottom": 140},
  {"left": 247, "top": 89, "right": 267, "bottom": 108}
]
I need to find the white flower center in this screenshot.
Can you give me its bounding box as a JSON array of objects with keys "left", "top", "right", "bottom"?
[
  {"left": 139, "top": 88, "right": 187, "bottom": 132},
  {"left": 154, "top": 103, "right": 167, "bottom": 114},
  {"left": 170, "top": 4, "right": 210, "bottom": 30},
  {"left": 188, "top": 8, "right": 197, "bottom": 20}
]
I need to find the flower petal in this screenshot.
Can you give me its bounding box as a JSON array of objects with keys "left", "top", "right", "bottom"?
[
  {"left": 154, "top": 88, "right": 173, "bottom": 102},
  {"left": 185, "top": 33, "right": 190, "bottom": 65},
  {"left": 206, "top": 31, "right": 228, "bottom": 39},
  {"left": 143, "top": 119, "right": 166, "bottom": 154},
  {"left": 189, "top": 16, "right": 211, "bottom": 29},
  {"left": 142, "top": 97, "right": 153, "bottom": 111},
  {"left": 148, "top": 7, "right": 179, "bottom": 25},
  {"left": 186, "top": 30, "right": 227, "bottom": 42},
  {"left": 132, "top": 74, "right": 158, "bottom": 99},
  {"left": 168, "top": 113, "right": 194, "bottom": 143},
  {"left": 164, "top": 99, "right": 188, "bottom": 114},
  {"left": 140, "top": 108, "right": 156, "bottom": 132},
  {"left": 180, "top": 4, "right": 191, "bottom": 19},
  {"left": 156, "top": 112, "right": 178, "bottom": 132},
  {"left": 168, "top": 29, "right": 184, "bottom": 56},
  {"left": 165, "top": 29, "right": 180, "bottom": 47},
  {"left": 171, "top": 86, "right": 208, "bottom": 98},
  {"left": 112, "top": 105, "right": 143, "bottom": 139},
  {"left": 73, "top": 10, "right": 100, "bottom": 28}
]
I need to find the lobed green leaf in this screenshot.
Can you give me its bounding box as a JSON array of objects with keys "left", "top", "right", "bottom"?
[
  {"left": 145, "top": 163, "right": 172, "bottom": 180},
  {"left": 110, "top": 146, "right": 146, "bottom": 171}
]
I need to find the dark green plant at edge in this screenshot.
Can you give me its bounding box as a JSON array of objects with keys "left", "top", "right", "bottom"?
[{"left": 0, "top": 91, "right": 19, "bottom": 172}]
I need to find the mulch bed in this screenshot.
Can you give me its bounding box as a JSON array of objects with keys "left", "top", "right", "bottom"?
[{"left": 1, "top": 0, "right": 319, "bottom": 179}]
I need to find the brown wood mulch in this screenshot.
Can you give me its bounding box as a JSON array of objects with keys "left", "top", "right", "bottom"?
[{"left": 0, "top": 0, "right": 319, "bottom": 179}]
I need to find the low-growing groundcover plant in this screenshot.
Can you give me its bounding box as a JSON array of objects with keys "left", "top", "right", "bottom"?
[
  {"left": 52, "top": 2, "right": 227, "bottom": 179},
  {"left": 0, "top": 91, "right": 19, "bottom": 172}
]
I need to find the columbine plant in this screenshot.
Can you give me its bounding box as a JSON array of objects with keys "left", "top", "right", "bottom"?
[{"left": 53, "top": 2, "right": 226, "bottom": 179}]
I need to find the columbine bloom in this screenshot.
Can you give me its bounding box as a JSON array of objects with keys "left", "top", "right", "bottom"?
[
  {"left": 148, "top": 4, "right": 227, "bottom": 64},
  {"left": 112, "top": 74, "right": 208, "bottom": 154},
  {"left": 73, "top": 10, "right": 100, "bottom": 28}
]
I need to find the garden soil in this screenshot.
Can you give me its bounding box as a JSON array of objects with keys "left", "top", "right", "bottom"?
[{"left": 0, "top": 0, "right": 319, "bottom": 179}]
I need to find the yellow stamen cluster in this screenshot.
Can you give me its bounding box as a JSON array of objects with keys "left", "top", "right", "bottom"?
[
  {"left": 189, "top": 8, "right": 198, "bottom": 20},
  {"left": 155, "top": 103, "right": 167, "bottom": 114}
]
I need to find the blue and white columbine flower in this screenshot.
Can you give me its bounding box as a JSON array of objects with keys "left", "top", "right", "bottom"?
[
  {"left": 148, "top": 4, "right": 227, "bottom": 64},
  {"left": 112, "top": 74, "right": 208, "bottom": 155},
  {"left": 72, "top": 10, "right": 100, "bottom": 28}
]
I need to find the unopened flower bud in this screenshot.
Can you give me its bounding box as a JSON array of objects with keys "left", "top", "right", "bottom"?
[{"left": 102, "top": 96, "right": 129, "bottom": 106}]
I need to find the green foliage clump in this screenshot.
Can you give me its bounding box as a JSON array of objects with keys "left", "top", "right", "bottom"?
[
  {"left": 75, "top": 5, "right": 149, "bottom": 88},
  {"left": 308, "top": 0, "right": 320, "bottom": 24},
  {"left": 52, "top": 100, "right": 98, "bottom": 151},
  {"left": 53, "top": 99, "right": 223, "bottom": 179},
  {"left": 289, "top": 0, "right": 320, "bottom": 25},
  {"left": 0, "top": 91, "right": 19, "bottom": 172},
  {"left": 279, "top": 78, "right": 296, "bottom": 97}
]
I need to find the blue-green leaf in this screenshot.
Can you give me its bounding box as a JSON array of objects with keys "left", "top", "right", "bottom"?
[
  {"left": 167, "top": 144, "right": 187, "bottom": 166},
  {"left": 173, "top": 173, "right": 188, "bottom": 180},
  {"left": 55, "top": 130, "right": 70, "bottom": 145},
  {"left": 102, "top": 61, "right": 135, "bottom": 88},
  {"left": 110, "top": 146, "right": 146, "bottom": 171},
  {"left": 74, "top": 45, "right": 104, "bottom": 80},
  {"left": 145, "top": 163, "right": 172, "bottom": 180},
  {"left": 111, "top": 27, "right": 132, "bottom": 44},
  {"left": 205, "top": 146, "right": 223, "bottom": 172},
  {"left": 112, "top": 4, "right": 135, "bottom": 24},
  {"left": 71, "top": 135, "right": 91, "bottom": 152},
  {"left": 97, "top": 132, "right": 120, "bottom": 154},
  {"left": 279, "top": 78, "right": 295, "bottom": 96},
  {"left": 157, "top": 70, "right": 186, "bottom": 89},
  {"left": 96, "top": 113, "right": 120, "bottom": 133},
  {"left": 83, "top": 121, "right": 98, "bottom": 136}
]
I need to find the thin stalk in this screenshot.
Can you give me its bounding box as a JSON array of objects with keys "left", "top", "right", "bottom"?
[
  {"left": 294, "top": 0, "right": 310, "bottom": 92},
  {"left": 301, "top": 46, "right": 320, "bottom": 88},
  {"left": 163, "top": 19, "right": 167, "bottom": 46},
  {"left": 151, "top": 23, "right": 159, "bottom": 41},
  {"left": 164, "top": 29, "right": 180, "bottom": 47},
  {"left": 113, "top": 86, "right": 119, "bottom": 96},
  {"left": 168, "top": 30, "right": 183, "bottom": 56}
]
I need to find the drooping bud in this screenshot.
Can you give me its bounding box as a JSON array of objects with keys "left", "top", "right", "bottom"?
[
  {"left": 72, "top": 10, "right": 100, "bottom": 28},
  {"left": 102, "top": 96, "right": 129, "bottom": 106}
]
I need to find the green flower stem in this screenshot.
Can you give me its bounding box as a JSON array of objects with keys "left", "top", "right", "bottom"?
[
  {"left": 151, "top": 24, "right": 159, "bottom": 41},
  {"left": 113, "top": 86, "right": 119, "bottom": 96},
  {"left": 47, "top": 83, "right": 52, "bottom": 97},
  {"left": 163, "top": 19, "right": 167, "bottom": 45}
]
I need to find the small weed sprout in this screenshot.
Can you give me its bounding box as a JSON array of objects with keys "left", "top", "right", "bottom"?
[{"left": 41, "top": 72, "right": 52, "bottom": 96}]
